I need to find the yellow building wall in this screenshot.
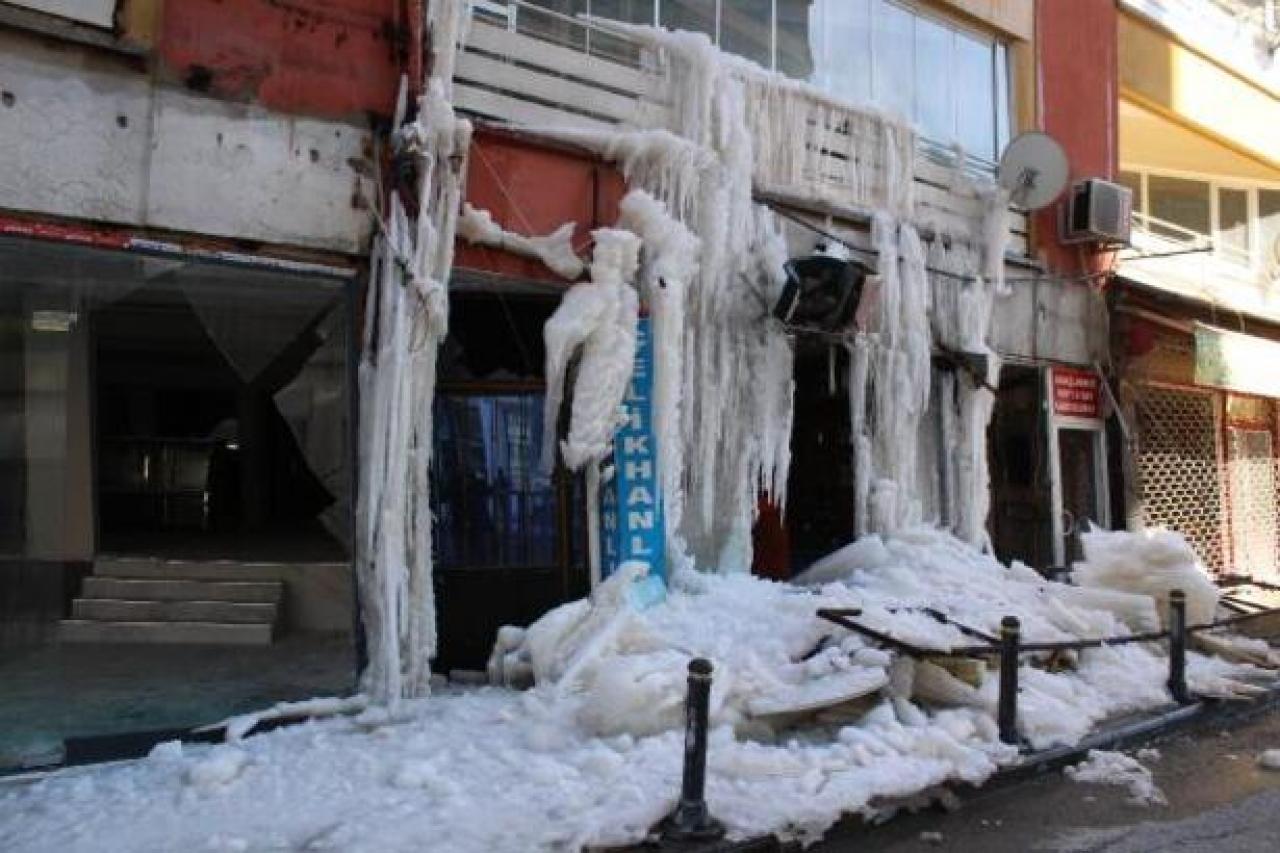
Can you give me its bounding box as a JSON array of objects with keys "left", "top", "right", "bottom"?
[{"left": 1120, "top": 12, "right": 1280, "bottom": 170}]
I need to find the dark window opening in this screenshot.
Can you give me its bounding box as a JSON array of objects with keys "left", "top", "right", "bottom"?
[
  {"left": 784, "top": 340, "right": 855, "bottom": 574},
  {"left": 988, "top": 365, "right": 1054, "bottom": 569}
]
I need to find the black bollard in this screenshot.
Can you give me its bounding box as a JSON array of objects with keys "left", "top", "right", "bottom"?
[
  {"left": 1168, "top": 589, "right": 1191, "bottom": 705},
  {"left": 997, "top": 615, "right": 1021, "bottom": 746},
  {"left": 661, "top": 658, "right": 725, "bottom": 843}
]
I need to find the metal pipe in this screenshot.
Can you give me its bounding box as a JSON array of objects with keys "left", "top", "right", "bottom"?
[
  {"left": 998, "top": 616, "right": 1021, "bottom": 746},
  {"left": 661, "top": 658, "right": 725, "bottom": 842},
  {"left": 1168, "top": 590, "right": 1191, "bottom": 705}
]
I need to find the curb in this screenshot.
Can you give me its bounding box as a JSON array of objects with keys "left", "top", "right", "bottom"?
[{"left": 625, "top": 682, "right": 1280, "bottom": 853}]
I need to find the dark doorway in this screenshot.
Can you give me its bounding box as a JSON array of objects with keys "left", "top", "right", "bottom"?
[
  {"left": 431, "top": 290, "right": 588, "bottom": 672},
  {"left": 785, "top": 340, "right": 855, "bottom": 574},
  {"left": 93, "top": 280, "right": 346, "bottom": 561},
  {"left": 988, "top": 364, "right": 1054, "bottom": 569}
]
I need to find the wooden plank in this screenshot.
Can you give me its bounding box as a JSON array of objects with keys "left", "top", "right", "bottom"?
[
  {"left": 456, "top": 51, "right": 643, "bottom": 126},
  {"left": 466, "top": 21, "right": 651, "bottom": 96},
  {"left": 454, "top": 84, "right": 615, "bottom": 132}
]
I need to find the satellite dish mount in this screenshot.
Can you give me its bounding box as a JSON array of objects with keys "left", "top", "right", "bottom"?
[{"left": 997, "top": 131, "right": 1070, "bottom": 212}]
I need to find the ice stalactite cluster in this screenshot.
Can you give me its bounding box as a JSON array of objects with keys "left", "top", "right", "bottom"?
[
  {"left": 847, "top": 215, "right": 934, "bottom": 537},
  {"left": 355, "top": 5, "right": 472, "bottom": 704},
  {"left": 923, "top": 187, "right": 1012, "bottom": 546}
]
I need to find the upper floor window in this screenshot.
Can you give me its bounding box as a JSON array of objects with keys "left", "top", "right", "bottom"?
[
  {"left": 513, "top": 0, "right": 1013, "bottom": 163},
  {"left": 1124, "top": 166, "right": 1280, "bottom": 272}
]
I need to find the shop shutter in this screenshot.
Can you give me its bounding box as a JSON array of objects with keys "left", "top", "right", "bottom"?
[{"left": 1134, "top": 385, "right": 1226, "bottom": 573}]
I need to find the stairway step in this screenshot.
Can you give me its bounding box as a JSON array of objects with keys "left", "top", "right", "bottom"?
[
  {"left": 72, "top": 598, "right": 277, "bottom": 624},
  {"left": 58, "top": 620, "right": 273, "bottom": 646},
  {"left": 95, "top": 557, "right": 346, "bottom": 582},
  {"left": 81, "top": 577, "right": 283, "bottom": 604}
]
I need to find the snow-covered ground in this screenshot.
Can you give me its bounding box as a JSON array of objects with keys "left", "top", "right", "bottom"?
[{"left": 0, "top": 528, "right": 1273, "bottom": 853}]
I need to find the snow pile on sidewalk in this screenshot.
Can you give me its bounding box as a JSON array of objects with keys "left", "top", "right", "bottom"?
[
  {"left": 1073, "top": 527, "right": 1220, "bottom": 627},
  {"left": 1065, "top": 749, "right": 1167, "bottom": 806},
  {"left": 1, "top": 529, "right": 1272, "bottom": 853}
]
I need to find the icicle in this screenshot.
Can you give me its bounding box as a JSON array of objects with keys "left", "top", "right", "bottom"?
[{"left": 355, "top": 3, "right": 473, "bottom": 705}]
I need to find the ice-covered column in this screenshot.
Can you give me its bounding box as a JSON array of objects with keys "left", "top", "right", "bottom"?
[{"left": 355, "top": 1, "right": 473, "bottom": 705}]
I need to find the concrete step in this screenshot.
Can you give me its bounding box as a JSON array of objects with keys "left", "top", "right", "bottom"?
[
  {"left": 72, "top": 598, "right": 277, "bottom": 624},
  {"left": 81, "top": 577, "right": 283, "bottom": 604},
  {"left": 95, "top": 556, "right": 346, "bottom": 582},
  {"left": 58, "top": 619, "right": 274, "bottom": 646}
]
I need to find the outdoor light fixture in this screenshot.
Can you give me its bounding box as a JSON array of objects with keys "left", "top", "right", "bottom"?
[{"left": 772, "top": 246, "right": 868, "bottom": 332}]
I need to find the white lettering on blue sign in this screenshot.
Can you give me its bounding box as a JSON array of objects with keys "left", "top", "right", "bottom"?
[{"left": 597, "top": 316, "right": 666, "bottom": 586}]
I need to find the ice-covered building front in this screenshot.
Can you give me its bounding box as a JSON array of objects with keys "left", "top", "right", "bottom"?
[
  {"left": 358, "top": 0, "right": 1124, "bottom": 691},
  {"left": 0, "top": 0, "right": 1127, "bottom": 769}
]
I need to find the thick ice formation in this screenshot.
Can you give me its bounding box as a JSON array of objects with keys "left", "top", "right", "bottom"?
[
  {"left": 456, "top": 203, "right": 585, "bottom": 280},
  {"left": 1072, "top": 527, "right": 1220, "bottom": 627},
  {"left": 543, "top": 228, "right": 641, "bottom": 473},
  {"left": 499, "top": 527, "right": 1268, "bottom": 752},
  {"left": 355, "top": 5, "right": 472, "bottom": 703}
]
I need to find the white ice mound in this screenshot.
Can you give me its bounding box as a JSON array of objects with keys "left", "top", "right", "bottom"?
[
  {"left": 1072, "top": 527, "right": 1219, "bottom": 627},
  {"left": 492, "top": 526, "right": 1263, "bottom": 753}
]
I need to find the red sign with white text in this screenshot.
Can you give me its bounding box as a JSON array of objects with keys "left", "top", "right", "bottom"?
[{"left": 1052, "top": 367, "right": 1101, "bottom": 419}]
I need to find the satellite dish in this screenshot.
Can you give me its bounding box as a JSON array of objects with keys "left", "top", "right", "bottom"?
[{"left": 998, "top": 132, "right": 1069, "bottom": 211}]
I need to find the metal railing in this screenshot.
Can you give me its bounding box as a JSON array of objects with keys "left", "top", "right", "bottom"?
[{"left": 819, "top": 589, "right": 1280, "bottom": 748}]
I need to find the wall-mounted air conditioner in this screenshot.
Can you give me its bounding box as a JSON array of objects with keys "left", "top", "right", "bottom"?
[{"left": 1061, "top": 178, "right": 1132, "bottom": 246}]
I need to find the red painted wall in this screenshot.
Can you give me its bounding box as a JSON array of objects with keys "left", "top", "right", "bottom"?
[
  {"left": 157, "top": 0, "right": 401, "bottom": 120},
  {"left": 456, "top": 129, "right": 625, "bottom": 284},
  {"left": 1034, "top": 0, "right": 1118, "bottom": 276}
]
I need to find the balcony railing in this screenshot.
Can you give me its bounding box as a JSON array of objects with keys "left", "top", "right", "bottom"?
[{"left": 1120, "top": 210, "right": 1280, "bottom": 323}]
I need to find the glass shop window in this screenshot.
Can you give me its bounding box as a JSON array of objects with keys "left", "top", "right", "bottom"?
[
  {"left": 660, "top": 0, "right": 716, "bottom": 40},
  {"left": 809, "top": 0, "right": 1010, "bottom": 162},
  {"left": 1148, "top": 175, "right": 1211, "bottom": 242},
  {"left": 720, "top": 0, "right": 773, "bottom": 68},
  {"left": 1260, "top": 189, "right": 1280, "bottom": 271},
  {"left": 432, "top": 394, "right": 557, "bottom": 569},
  {"left": 433, "top": 292, "right": 583, "bottom": 571},
  {"left": 1117, "top": 170, "right": 1144, "bottom": 215},
  {"left": 1217, "top": 187, "right": 1251, "bottom": 264}
]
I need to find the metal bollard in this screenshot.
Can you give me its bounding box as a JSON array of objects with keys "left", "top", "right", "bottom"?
[
  {"left": 998, "top": 615, "right": 1021, "bottom": 746},
  {"left": 661, "top": 658, "right": 725, "bottom": 842},
  {"left": 1168, "top": 589, "right": 1191, "bottom": 705}
]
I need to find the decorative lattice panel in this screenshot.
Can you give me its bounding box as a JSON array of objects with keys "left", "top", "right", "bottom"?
[
  {"left": 1134, "top": 386, "right": 1225, "bottom": 572},
  {"left": 1228, "top": 428, "right": 1279, "bottom": 578}
]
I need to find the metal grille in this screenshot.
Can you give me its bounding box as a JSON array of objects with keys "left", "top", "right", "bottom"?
[
  {"left": 1134, "top": 386, "right": 1225, "bottom": 572},
  {"left": 1228, "top": 428, "right": 1279, "bottom": 578}
]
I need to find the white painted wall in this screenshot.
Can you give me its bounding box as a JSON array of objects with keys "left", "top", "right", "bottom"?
[{"left": 0, "top": 29, "right": 376, "bottom": 254}]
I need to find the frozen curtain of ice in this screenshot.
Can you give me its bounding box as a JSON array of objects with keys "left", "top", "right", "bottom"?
[
  {"left": 355, "top": 1, "right": 472, "bottom": 703},
  {"left": 356, "top": 3, "right": 1016, "bottom": 697}
]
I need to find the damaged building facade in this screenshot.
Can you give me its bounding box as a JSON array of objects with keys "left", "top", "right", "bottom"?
[{"left": 0, "top": 0, "right": 1126, "bottom": 767}]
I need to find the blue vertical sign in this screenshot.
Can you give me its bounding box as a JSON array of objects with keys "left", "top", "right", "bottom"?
[{"left": 599, "top": 315, "right": 666, "bottom": 592}]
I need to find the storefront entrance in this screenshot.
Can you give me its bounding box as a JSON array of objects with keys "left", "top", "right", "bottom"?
[
  {"left": 0, "top": 236, "right": 357, "bottom": 770},
  {"left": 431, "top": 289, "right": 588, "bottom": 673}
]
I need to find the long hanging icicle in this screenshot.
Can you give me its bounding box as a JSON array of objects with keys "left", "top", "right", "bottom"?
[{"left": 356, "top": 3, "right": 473, "bottom": 705}]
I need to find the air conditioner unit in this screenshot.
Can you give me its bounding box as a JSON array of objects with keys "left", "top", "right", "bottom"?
[{"left": 1061, "top": 178, "right": 1132, "bottom": 245}]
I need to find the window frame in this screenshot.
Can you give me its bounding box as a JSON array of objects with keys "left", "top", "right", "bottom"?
[
  {"left": 511, "top": 0, "right": 1014, "bottom": 165},
  {"left": 1121, "top": 163, "right": 1280, "bottom": 273}
]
